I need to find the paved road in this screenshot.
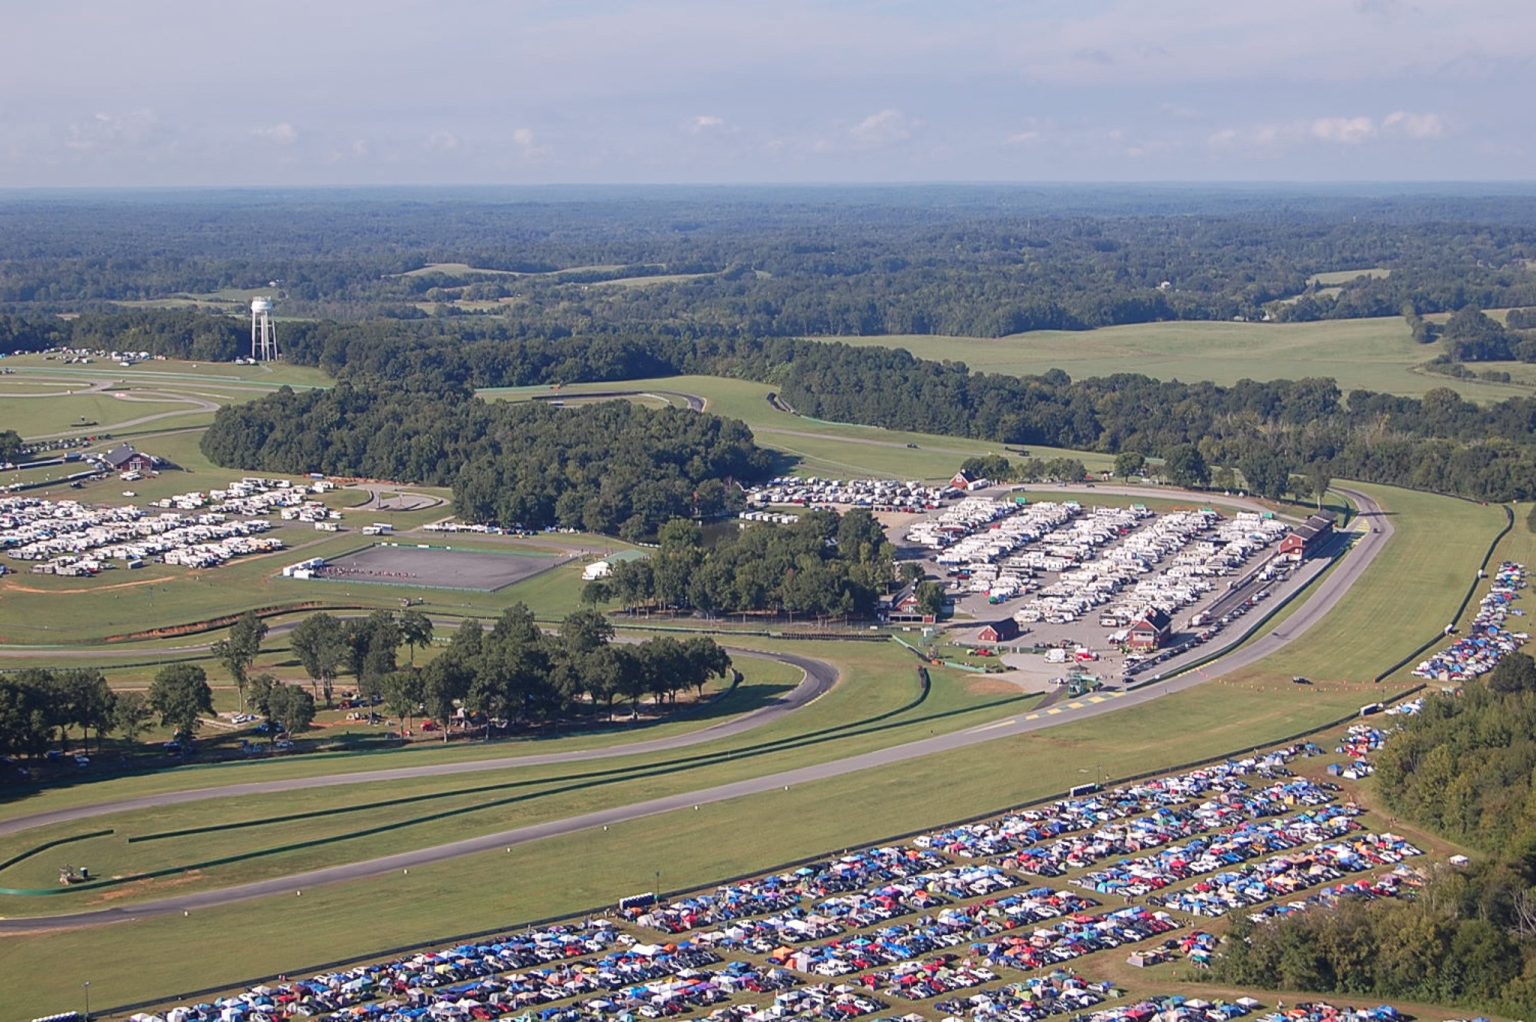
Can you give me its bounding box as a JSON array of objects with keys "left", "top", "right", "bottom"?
[
  {"left": 0, "top": 647, "right": 836, "bottom": 843},
  {"left": 24, "top": 388, "right": 221, "bottom": 441},
  {"left": 0, "top": 489, "right": 1394, "bottom": 932}
]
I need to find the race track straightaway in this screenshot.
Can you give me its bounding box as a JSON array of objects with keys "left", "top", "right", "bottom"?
[{"left": 0, "top": 491, "right": 1400, "bottom": 932}]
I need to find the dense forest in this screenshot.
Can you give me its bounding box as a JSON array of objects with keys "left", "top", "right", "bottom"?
[
  {"left": 5, "top": 188, "right": 1536, "bottom": 335},
  {"left": 184, "top": 315, "right": 1536, "bottom": 507},
  {"left": 1213, "top": 656, "right": 1536, "bottom": 1015},
  {"left": 588, "top": 511, "right": 897, "bottom": 621},
  {"left": 200, "top": 384, "right": 772, "bottom": 538}
]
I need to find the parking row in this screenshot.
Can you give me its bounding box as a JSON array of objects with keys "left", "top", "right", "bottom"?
[
  {"left": 1073, "top": 805, "right": 1364, "bottom": 898},
  {"left": 1150, "top": 834, "right": 1424, "bottom": 918}
]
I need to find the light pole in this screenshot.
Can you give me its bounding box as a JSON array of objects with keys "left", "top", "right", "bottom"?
[{"left": 83, "top": 980, "right": 91, "bottom": 1021}]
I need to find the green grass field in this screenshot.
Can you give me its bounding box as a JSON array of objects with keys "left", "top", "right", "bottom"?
[
  {"left": 484, "top": 376, "right": 1118, "bottom": 480},
  {"left": 0, "top": 477, "right": 1510, "bottom": 1013},
  {"left": 809, "top": 316, "right": 1533, "bottom": 402}
]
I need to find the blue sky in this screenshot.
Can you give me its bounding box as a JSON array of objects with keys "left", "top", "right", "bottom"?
[{"left": 4, "top": 0, "right": 1532, "bottom": 186}]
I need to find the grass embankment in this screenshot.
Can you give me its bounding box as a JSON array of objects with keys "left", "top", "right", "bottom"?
[
  {"left": 810, "top": 316, "right": 1534, "bottom": 402},
  {"left": 0, "top": 645, "right": 1036, "bottom": 907}
]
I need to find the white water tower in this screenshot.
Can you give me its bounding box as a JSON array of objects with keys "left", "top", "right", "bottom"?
[{"left": 250, "top": 297, "right": 280, "bottom": 361}]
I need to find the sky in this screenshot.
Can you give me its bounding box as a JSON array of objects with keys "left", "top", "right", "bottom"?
[{"left": 4, "top": 0, "right": 1534, "bottom": 187}]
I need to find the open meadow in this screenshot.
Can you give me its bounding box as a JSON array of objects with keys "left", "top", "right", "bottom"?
[{"left": 811, "top": 316, "right": 1535, "bottom": 401}]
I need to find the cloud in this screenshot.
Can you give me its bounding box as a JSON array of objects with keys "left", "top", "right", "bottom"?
[
  {"left": 1310, "top": 116, "right": 1377, "bottom": 143},
  {"left": 690, "top": 114, "right": 726, "bottom": 133},
  {"left": 65, "top": 108, "right": 167, "bottom": 151},
  {"left": 849, "top": 108, "right": 918, "bottom": 148},
  {"left": 512, "top": 127, "right": 549, "bottom": 161},
  {"left": 1005, "top": 130, "right": 1041, "bottom": 145},
  {"left": 252, "top": 122, "right": 298, "bottom": 145},
  {"left": 426, "top": 130, "right": 461, "bottom": 152},
  {"left": 1382, "top": 110, "right": 1446, "bottom": 138}
]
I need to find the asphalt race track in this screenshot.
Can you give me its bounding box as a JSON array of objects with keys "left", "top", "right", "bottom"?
[{"left": 0, "top": 490, "right": 1395, "bottom": 931}]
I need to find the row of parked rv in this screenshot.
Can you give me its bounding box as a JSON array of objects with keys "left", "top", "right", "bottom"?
[
  {"left": 745, "top": 478, "right": 951, "bottom": 512},
  {"left": 33, "top": 345, "right": 156, "bottom": 366},
  {"left": 942, "top": 503, "right": 1137, "bottom": 604},
  {"left": 1015, "top": 511, "right": 1286, "bottom": 631},
  {"left": 739, "top": 511, "right": 801, "bottom": 526},
  {"left": 1414, "top": 561, "right": 1529, "bottom": 681},
  {"left": 0, "top": 484, "right": 306, "bottom": 575}
]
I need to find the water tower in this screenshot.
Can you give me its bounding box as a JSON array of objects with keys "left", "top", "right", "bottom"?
[{"left": 250, "top": 298, "right": 280, "bottom": 361}]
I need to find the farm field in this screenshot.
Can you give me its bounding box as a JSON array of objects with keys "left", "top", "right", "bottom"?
[{"left": 810, "top": 316, "right": 1535, "bottom": 401}]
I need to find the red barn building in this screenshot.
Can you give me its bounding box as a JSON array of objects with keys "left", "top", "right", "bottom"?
[
  {"left": 101, "top": 444, "right": 155, "bottom": 475},
  {"left": 977, "top": 619, "right": 1020, "bottom": 644},
  {"left": 1128, "top": 608, "right": 1173, "bottom": 650},
  {"left": 1279, "top": 510, "right": 1338, "bottom": 561}
]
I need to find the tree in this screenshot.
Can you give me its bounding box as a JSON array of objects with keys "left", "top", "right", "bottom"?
[
  {"left": 561, "top": 607, "right": 614, "bottom": 660},
  {"left": 398, "top": 610, "right": 434, "bottom": 664},
  {"left": 1238, "top": 448, "right": 1293, "bottom": 501},
  {"left": 960, "top": 454, "right": 1013, "bottom": 482},
  {"left": 0, "top": 672, "right": 53, "bottom": 759},
  {"left": 147, "top": 664, "right": 214, "bottom": 739},
  {"left": 916, "top": 581, "right": 947, "bottom": 617},
  {"left": 1489, "top": 652, "right": 1536, "bottom": 694},
  {"left": 344, "top": 610, "right": 401, "bottom": 697},
  {"left": 422, "top": 655, "right": 470, "bottom": 740},
  {"left": 381, "top": 670, "right": 425, "bottom": 731},
  {"left": 211, "top": 611, "right": 267, "bottom": 710},
  {"left": 1162, "top": 444, "right": 1210, "bottom": 488},
  {"left": 1307, "top": 461, "right": 1333, "bottom": 509},
  {"left": 0, "top": 428, "right": 22, "bottom": 466},
  {"left": 899, "top": 562, "right": 926, "bottom": 586},
  {"left": 62, "top": 670, "right": 115, "bottom": 754},
  {"left": 265, "top": 682, "right": 317, "bottom": 738},
  {"left": 681, "top": 636, "right": 732, "bottom": 699},
  {"left": 1113, "top": 451, "right": 1146, "bottom": 478},
  {"left": 290, "top": 613, "right": 348, "bottom": 706},
  {"left": 111, "top": 691, "right": 154, "bottom": 745}
]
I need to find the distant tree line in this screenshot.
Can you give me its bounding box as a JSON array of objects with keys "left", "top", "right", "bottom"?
[
  {"left": 1213, "top": 656, "right": 1536, "bottom": 1016},
  {"left": 192, "top": 312, "right": 1536, "bottom": 507},
  {"left": 587, "top": 511, "right": 895, "bottom": 622},
  {"left": 7, "top": 192, "right": 1536, "bottom": 334},
  {"left": 201, "top": 383, "right": 772, "bottom": 539}
]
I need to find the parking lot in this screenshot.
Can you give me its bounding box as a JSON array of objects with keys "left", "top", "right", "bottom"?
[
  {"left": 896, "top": 494, "right": 1322, "bottom": 685},
  {"left": 308, "top": 544, "right": 563, "bottom": 592},
  {"left": 126, "top": 739, "right": 1433, "bottom": 1022}
]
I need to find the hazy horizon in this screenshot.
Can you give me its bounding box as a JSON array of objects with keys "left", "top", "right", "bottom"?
[{"left": 7, "top": 1, "right": 1534, "bottom": 188}]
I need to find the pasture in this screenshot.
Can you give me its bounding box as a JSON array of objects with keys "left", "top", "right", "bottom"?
[{"left": 810, "top": 316, "right": 1534, "bottom": 401}]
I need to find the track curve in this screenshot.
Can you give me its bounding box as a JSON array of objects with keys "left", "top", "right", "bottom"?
[{"left": 0, "top": 488, "right": 1397, "bottom": 931}]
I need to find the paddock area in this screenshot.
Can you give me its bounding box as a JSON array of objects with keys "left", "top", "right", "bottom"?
[{"left": 311, "top": 543, "right": 561, "bottom": 592}]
